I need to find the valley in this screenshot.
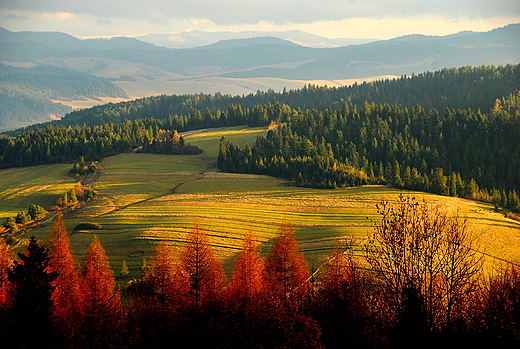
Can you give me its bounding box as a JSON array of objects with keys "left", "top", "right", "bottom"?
[{"left": 1, "top": 126, "right": 518, "bottom": 279}]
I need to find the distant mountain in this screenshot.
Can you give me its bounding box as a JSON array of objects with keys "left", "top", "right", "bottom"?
[
  {"left": 1, "top": 24, "right": 518, "bottom": 81},
  {"left": 0, "top": 63, "right": 128, "bottom": 128},
  {"left": 0, "top": 27, "right": 162, "bottom": 51},
  {"left": 135, "top": 30, "right": 374, "bottom": 49},
  {"left": 1, "top": 24, "right": 519, "bottom": 128},
  {"left": 200, "top": 36, "right": 299, "bottom": 50}
]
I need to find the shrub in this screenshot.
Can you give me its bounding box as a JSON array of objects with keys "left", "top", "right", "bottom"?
[
  {"left": 505, "top": 211, "right": 520, "bottom": 223},
  {"left": 28, "top": 204, "right": 46, "bottom": 221},
  {"left": 74, "top": 222, "right": 102, "bottom": 231}
]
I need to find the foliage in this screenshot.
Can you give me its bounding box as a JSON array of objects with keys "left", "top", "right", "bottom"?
[
  {"left": 54, "top": 64, "right": 520, "bottom": 128},
  {"left": 265, "top": 222, "right": 310, "bottom": 309},
  {"left": 0, "top": 239, "right": 13, "bottom": 323},
  {"left": 46, "top": 213, "right": 84, "bottom": 346},
  {"left": 364, "top": 195, "right": 483, "bottom": 334},
  {"left": 81, "top": 235, "right": 122, "bottom": 348},
  {"left": 28, "top": 203, "right": 46, "bottom": 221},
  {"left": 225, "top": 231, "right": 266, "bottom": 312},
  {"left": 1, "top": 214, "right": 519, "bottom": 347},
  {"left": 71, "top": 156, "right": 99, "bottom": 175},
  {"left": 74, "top": 222, "right": 102, "bottom": 231},
  {"left": 219, "top": 99, "right": 520, "bottom": 203},
  {"left": 140, "top": 129, "right": 203, "bottom": 155},
  {"left": 179, "top": 220, "right": 226, "bottom": 309},
  {"left": 8, "top": 236, "right": 58, "bottom": 344}
]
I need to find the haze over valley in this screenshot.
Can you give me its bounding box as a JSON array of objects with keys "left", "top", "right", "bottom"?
[{"left": 1, "top": 24, "right": 519, "bottom": 128}]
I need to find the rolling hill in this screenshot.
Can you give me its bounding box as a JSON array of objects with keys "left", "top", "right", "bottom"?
[{"left": 0, "top": 24, "right": 519, "bottom": 128}]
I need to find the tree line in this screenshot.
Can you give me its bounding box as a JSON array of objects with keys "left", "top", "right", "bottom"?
[
  {"left": 47, "top": 64, "right": 518, "bottom": 128},
  {"left": 0, "top": 197, "right": 518, "bottom": 348},
  {"left": 2, "top": 92, "right": 519, "bottom": 211},
  {"left": 0, "top": 118, "right": 206, "bottom": 168},
  {"left": 218, "top": 93, "right": 520, "bottom": 212}
]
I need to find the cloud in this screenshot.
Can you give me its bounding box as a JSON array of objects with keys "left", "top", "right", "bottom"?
[
  {"left": 1, "top": 0, "right": 518, "bottom": 26},
  {"left": 4, "top": 13, "right": 32, "bottom": 21},
  {"left": 95, "top": 19, "right": 112, "bottom": 25},
  {"left": 55, "top": 12, "right": 76, "bottom": 20}
]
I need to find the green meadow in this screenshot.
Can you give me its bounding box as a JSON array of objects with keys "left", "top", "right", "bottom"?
[{"left": 1, "top": 125, "right": 519, "bottom": 279}]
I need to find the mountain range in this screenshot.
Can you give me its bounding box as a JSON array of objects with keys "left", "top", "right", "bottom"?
[
  {"left": 0, "top": 24, "right": 519, "bottom": 128},
  {"left": 134, "top": 30, "right": 375, "bottom": 49}
]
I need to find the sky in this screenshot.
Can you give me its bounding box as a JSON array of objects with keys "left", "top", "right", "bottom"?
[{"left": 0, "top": 0, "right": 519, "bottom": 40}]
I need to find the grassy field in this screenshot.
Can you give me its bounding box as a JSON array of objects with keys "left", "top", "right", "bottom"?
[{"left": 2, "top": 125, "right": 519, "bottom": 280}]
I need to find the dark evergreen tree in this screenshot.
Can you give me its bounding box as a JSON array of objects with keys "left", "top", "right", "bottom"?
[{"left": 8, "top": 236, "right": 57, "bottom": 348}]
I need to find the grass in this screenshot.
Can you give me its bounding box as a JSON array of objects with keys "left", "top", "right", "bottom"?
[
  {"left": 0, "top": 163, "right": 76, "bottom": 219},
  {"left": 3, "top": 125, "right": 519, "bottom": 280}
]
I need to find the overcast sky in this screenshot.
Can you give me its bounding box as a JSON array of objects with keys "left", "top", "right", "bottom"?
[{"left": 1, "top": 0, "right": 519, "bottom": 39}]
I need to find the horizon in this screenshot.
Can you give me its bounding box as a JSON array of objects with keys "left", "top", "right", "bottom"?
[
  {"left": 1, "top": 22, "right": 518, "bottom": 49},
  {"left": 1, "top": 0, "right": 519, "bottom": 41}
]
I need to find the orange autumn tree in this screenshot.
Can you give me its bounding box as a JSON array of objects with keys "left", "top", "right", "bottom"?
[
  {"left": 134, "top": 239, "right": 191, "bottom": 348},
  {"left": 82, "top": 235, "right": 122, "bottom": 348},
  {"left": 0, "top": 238, "right": 13, "bottom": 333},
  {"left": 147, "top": 239, "right": 189, "bottom": 316},
  {"left": 316, "top": 245, "right": 371, "bottom": 348},
  {"left": 226, "top": 230, "right": 266, "bottom": 311},
  {"left": 265, "top": 222, "right": 310, "bottom": 308},
  {"left": 47, "top": 213, "right": 84, "bottom": 345},
  {"left": 180, "top": 220, "right": 226, "bottom": 310}
]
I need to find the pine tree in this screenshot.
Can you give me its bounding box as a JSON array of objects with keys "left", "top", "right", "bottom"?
[
  {"left": 265, "top": 223, "right": 310, "bottom": 309},
  {"left": 47, "top": 213, "right": 84, "bottom": 346},
  {"left": 120, "top": 259, "right": 129, "bottom": 276}
]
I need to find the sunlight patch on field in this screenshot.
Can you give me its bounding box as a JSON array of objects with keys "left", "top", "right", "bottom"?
[
  {"left": 12, "top": 126, "right": 520, "bottom": 278},
  {"left": 51, "top": 97, "right": 131, "bottom": 110},
  {"left": 0, "top": 164, "right": 76, "bottom": 219},
  {"left": 113, "top": 75, "right": 401, "bottom": 99}
]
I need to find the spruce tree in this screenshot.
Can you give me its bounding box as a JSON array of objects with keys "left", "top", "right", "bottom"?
[{"left": 8, "top": 236, "right": 57, "bottom": 348}]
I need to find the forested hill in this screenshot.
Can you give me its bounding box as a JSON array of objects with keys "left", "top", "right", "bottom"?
[
  {"left": 54, "top": 64, "right": 519, "bottom": 128},
  {"left": 0, "top": 64, "right": 128, "bottom": 128}
]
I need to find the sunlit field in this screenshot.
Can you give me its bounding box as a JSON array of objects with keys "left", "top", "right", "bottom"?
[{"left": 3, "top": 125, "right": 519, "bottom": 279}]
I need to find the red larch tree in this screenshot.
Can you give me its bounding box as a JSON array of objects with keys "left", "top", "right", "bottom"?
[
  {"left": 0, "top": 238, "right": 13, "bottom": 336},
  {"left": 265, "top": 222, "right": 310, "bottom": 308},
  {"left": 147, "top": 239, "right": 189, "bottom": 315},
  {"left": 179, "top": 220, "right": 226, "bottom": 310},
  {"left": 82, "top": 235, "right": 122, "bottom": 348},
  {"left": 226, "top": 230, "right": 266, "bottom": 312},
  {"left": 46, "top": 212, "right": 84, "bottom": 345}
]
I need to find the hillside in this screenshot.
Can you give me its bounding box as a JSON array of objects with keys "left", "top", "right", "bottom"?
[
  {"left": 1, "top": 24, "right": 518, "bottom": 128},
  {"left": 50, "top": 64, "right": 519, "bottom": 128},
  {"left": 0, "top": 64, "right": 129, "bottom": 128},
  {"left": 2, "top": 25, "right": 518, "bottom": 80},
  {"left": 2, "top": 126, "right": 518, "bottom": 277}
]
